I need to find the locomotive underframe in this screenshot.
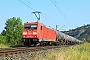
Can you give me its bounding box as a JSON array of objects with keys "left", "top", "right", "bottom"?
[
  {"left": 22, "top": 38, "right": 39, "bottom": 46},
  {"left": 22, "top": 38, "right": 59, "bottom": 46},
  {"left": 22, "top": 38, "right": 81, "bottom": 46}
]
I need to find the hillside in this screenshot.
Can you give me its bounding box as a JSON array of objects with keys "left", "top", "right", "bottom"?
[{"left": 62, "top": 24, "right": 90, "bottom": 42}]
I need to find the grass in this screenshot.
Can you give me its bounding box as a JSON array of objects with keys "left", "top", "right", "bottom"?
[
  {"left": 34, "top": 43, "right": 90, "bottom": 60},
  {"left": 0, "top": 43, "right": 90, "bottom": 60},
  {"left": 0, "top": 44, "right": 10, "bottom": 48},
  {"left": 57, "top": 43, "right": 90, "bottom": 60}
]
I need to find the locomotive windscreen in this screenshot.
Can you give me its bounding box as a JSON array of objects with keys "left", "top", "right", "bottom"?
[{"left": 24, "top": 24, "right": 37, "bottom": 29}]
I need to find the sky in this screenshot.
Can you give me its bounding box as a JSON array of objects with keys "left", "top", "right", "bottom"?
[{"left": 0, "top": 0, "right": 90, "bottom": 33}]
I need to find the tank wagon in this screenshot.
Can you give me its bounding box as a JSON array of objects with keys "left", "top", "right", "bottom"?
[
  {"left": 56, "top": 31, "right": 83, "bottom": 45},
  {"left": 22, "top": 22, "right": 83, "bottom": 46}
]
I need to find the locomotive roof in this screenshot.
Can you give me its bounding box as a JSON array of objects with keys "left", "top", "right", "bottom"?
[
  {"left": 24, "top": 22, "right": 42, "bottom": 24},
  {"left": 24, "top": 22, "right": 56, "bottom": 30}
]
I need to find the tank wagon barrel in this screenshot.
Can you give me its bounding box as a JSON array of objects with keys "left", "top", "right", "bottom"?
[{"left": 56, "top": 30, "right": 83, "bottom": 45}]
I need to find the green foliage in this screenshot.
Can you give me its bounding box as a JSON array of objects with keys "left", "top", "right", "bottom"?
[
  {"left": 4, "top": 17, "right": 22, "bottom": 46},
  {"left": 0, "top": 34, "right": 6, "bottom": 44},
  {"left": 1, "top": 30, "right": 6, "bottom": 36}
]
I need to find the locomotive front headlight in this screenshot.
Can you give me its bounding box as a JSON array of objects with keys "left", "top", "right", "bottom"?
[
  {"left": 34, "top": 36, "right": 37, "bottom": 38},
  {"left": 23, "top": 32, "right": 27, "bottom": 35},
  {"left": 23, "top": 36, "right": 26, "bottom": 38},
  {"left": 33, "top": 32, "right": 37, "bottom": 34}
]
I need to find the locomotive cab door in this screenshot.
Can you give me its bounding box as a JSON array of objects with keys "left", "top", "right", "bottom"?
[{"left": 40, "top": 26, "right": 43, "bottom": 41}]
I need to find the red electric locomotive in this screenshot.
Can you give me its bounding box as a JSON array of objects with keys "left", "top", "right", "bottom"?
[
  {"left": 22, "top": 22, "right": 83, "bottom": 46},
  {"left": 22, "top": 22, "right": 56, "bottom": 46}
]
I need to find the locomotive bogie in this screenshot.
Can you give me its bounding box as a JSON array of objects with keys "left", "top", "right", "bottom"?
[{"left": 22, "top": 38, "right": 39, "bottom": 46}]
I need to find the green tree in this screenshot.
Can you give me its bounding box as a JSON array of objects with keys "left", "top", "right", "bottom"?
[
  {"left": 1, "top": 30, "right": 6, "bottom": 36},
  {"left": 4, "top": 17, "right": 22, "bottom": 46},
  {"left": 0, "top": 34, "right": 6, "bottom": 44}
]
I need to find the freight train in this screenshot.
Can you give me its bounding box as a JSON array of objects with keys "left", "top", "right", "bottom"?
[{"left": 22, "top": 22, "right": 83, "bottom": 46}]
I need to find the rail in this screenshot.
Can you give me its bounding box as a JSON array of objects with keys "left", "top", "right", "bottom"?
[{"left": 0, "top": 46, "right": 61, "bottom": 60}]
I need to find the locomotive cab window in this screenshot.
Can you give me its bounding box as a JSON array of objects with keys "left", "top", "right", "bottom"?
[
  {"left": 24, "top": 24, "right": 37, "bottom": 30},
  {"left": 24, "top": 25, "right": 30, "bottom": 29},
  {"left": 31, "top": 24, "right": 37, "bottom": 29}
]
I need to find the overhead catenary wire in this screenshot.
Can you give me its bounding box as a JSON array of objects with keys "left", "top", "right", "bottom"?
[
  {"left": 51, "top": 0, "right": 73, "bottom": 27},
  {"left": 18, "top": 0, "right": 35, "bottom": 11},
  {"left": 51, "top": 0, "right": 78, "bottom": 28},
  {"left": 41, "top": 13, "right": 57, "bottom": 25},
  {"left": 51, "top": 0, "right": 64, "bottom": 18},
  {"left": 18, "top": 0, "right": 57, "bottom": 25},
  {"left": 59, "top": 25, "right": 65, "bottom": 30},
  {"left": 25, "top": 0, "right": 39, "bottom": 11},
  {"left": 53, "top": 0, "right": 66, "bottom": 17},
  {"left": 25, "top": 0, "right": 57, "bottom": 25},
  {"left": 25, "top": 0, "right": 29, "bottom": 3}
]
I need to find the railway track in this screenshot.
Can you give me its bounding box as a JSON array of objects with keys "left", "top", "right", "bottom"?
[{"left": 0, "top": 46, "right": 62, "bottom": 60}]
